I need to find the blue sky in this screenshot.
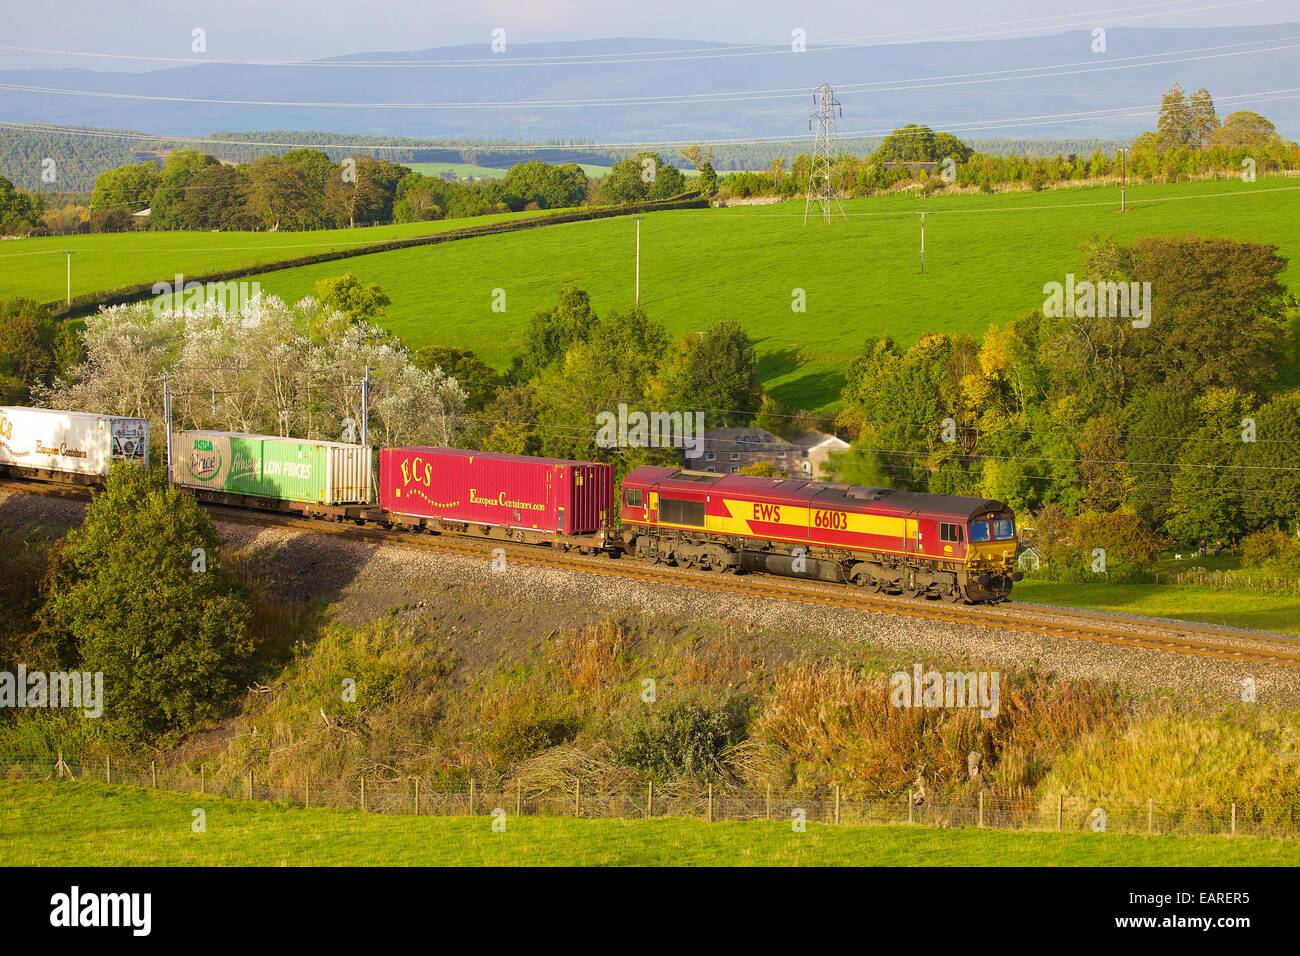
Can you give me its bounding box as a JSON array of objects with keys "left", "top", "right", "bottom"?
[{"left": 3, "top": 0, "right": 1298, "bottom": 69}]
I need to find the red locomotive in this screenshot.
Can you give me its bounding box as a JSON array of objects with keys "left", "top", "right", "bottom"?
[{"left": 618, "top": 466, "right": 1020, "bottom": 603}]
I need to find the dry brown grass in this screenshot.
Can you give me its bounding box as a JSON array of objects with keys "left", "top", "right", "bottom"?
[
  {"left": 549, "top": 620, "right": 632, "bottom": 696},
  {"left": 757, "top": 661, "right": 1123, "bottom": 800}
]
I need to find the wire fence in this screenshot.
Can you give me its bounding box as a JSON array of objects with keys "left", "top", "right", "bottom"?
[{"left": 8, "top": 756, "right": 1300, "bottom": 839}]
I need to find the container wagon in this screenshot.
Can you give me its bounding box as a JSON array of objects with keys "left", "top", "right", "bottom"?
[
  {"left": 171, "top": 429, "right": 372, "bottom": 515},
  {"left": 619, "top": 466, "right": 1020, "bottom": 602},
  {"left": 379, "top": 446, "right": 614, "bottom": 548},
  {"left": 0, "top": 406, "right": 148, "bottom": 482}
]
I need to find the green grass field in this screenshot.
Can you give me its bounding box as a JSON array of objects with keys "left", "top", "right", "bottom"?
[
  {"left": 1015, "top": 579, "right": 1300, "bottom": 636},
  {"left": 405, "top": 161, "right": 612, "bottom": 180},
  {"left": 239, "top": 177, "right": 1300, "bottom": 409},
  {"left": 4, "top": 177, "right": 1299, "bottom": 409},
  {"left": 0, "top": 207, "right": 566, "bottom": 304},
  {"left": 2, "top": 781, "right": 1295, "bottom": 866}
]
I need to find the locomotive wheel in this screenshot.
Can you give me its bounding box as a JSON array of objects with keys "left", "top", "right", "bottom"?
[{"left": 941, "top": 585, "right": 963, "bottom": 603}]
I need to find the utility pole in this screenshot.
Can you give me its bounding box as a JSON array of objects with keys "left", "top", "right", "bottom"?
[
  {"left": 360, "top": 366, "right": 370, "bottom": 446},
  {"left": 63, "top": 251, "right": 74, "bottom": 306},
  {"left": 162, "top": 372, "right": 173, "bottom": 486},
  {"left": 1116, "top": 147, "right": 1131, "bottom": 212},
  {"left": 634, "top": 217, "right": 642, "bottom": 305},
  {"left": 804, "top": 83, "right": 845, "bottom": 225},
  {"left": 918, "top": 211, "right": 926, "bottom": 274}
]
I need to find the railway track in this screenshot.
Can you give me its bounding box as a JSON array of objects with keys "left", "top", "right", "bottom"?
[{"left": 6, "top": 477, "right": 1300, "bottom": 670}]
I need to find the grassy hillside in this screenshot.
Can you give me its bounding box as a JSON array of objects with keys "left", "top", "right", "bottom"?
[
  {"left": 4, "top": 781, "right": 1295, "bottom": 866},
  {"left": 3, "top": 178, "right": 1298, "bottom": 410},
  {"left": 0, "top": 207, "right": 567, "bottom": 304},
  {"left": 239, "top": 178, "right": 1300, "bottom": 409}
]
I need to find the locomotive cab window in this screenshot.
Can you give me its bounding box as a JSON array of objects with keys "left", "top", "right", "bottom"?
[
  {"left": 624, "top": 488, "right": 643, "bottom": 508},
  {"left": 659, "top": 496, "right": 705, "bottom": 526},
  {"left": 940, "top": 522, "right": 964, "bottom": 543},
  {"left": 969, "top": 521, "right": 991, "bottom": 543},
  {"left": 992, "top": 518, "right": 1015, "bottom": 540}
]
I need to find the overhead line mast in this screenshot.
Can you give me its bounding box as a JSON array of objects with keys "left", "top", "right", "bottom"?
[{"left": 804, "top": 83, "right": 846, "bottom": 225}]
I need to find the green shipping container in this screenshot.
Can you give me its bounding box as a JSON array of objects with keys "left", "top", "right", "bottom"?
[{"left": 172, "top": 430, "right": 372, "bottom": 505}]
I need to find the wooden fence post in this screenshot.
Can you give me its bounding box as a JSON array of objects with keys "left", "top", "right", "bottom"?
[
  {"left": 200, "top": 764, "right": 205, "bottom": 795},
  {"left": 1057, "top": 794, "right": 1064, "bottom": 831},
  {"left": 1147, "top": 798, "right": 1153, "bottom": 834},
  {"left": 573, "top": 779, "right": 580, "bottom": 818},
  {"left": 360, "top": 776, "right": 366, "bottom": 812},
  {"left": 516, "top": 779, "right": 522, "bottom": 818},
  {"left": 304, "top": 775, "right": 309, "bottom": 809},
  {"left": 1231, "top": 803, "right": 1237, "bottom": 837},
  {"left": 469, "top": 778, "right": 476, "bottom": 816},
  {"left": 414, "top": 777, "right": 420, "bottom": 816},
  {"left": 978, "top": 791, "right": 984, "bottom": 828},
  {"left": 707, "top": 783, "right": 714, "bottom": 823},
  {"left": 646, "top": 779, "right": 653, "bottom": 819},
  {"left": 56, "top": 750, "right": 63, "bottom": 780},
  {"left": 765, "top": 784, "right": 771, "bottom": 821},
  {"left": 105, "top": 755, "right": 111, "bottom": 785},
  {"left": 247, "top": 770, "right": 253, "bottom": 801},
  {"left": 908, "top": 789, "right": 914, "bottom": 825},
  {"left": 834, "top": 785, "right": 841, "bottom": 825},
  {"left": 151, "top": 760, "right": 157, "bottom": 789}
]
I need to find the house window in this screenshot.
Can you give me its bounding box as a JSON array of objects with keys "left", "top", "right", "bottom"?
[
  {"left": 705, "top": 451, "right": 715, "bottom": 461},
  {"left": 730, "top": 466, "right": 739, "bottom": 473},
  {"left": 730, "top": 452, "right": 739, "bottom": 461},
  {"left": 624, "top": 488, "right": 643, "bottom": 508},
  {"left": 940, "top": 522, "right": 964, "bottom": 544},
  {"left": 777, "top": 451, "right": 786, "bottom": 459}
]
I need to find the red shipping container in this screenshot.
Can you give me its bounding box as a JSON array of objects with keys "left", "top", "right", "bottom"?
[{"left": 379, "top": 447, "right": 613, "bottom": 538}]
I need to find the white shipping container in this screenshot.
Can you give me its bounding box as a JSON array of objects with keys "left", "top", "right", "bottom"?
[{"left": 0, "top": 406, "right": 149, "bottom": 478}]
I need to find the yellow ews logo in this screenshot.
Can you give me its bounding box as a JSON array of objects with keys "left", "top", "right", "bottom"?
[{"left": 751, "top": 503, "right": 781, "bottom": 522}]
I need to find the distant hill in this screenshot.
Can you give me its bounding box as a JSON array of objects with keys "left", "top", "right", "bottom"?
[{"left": 2, "top": 25, "right": 1298, "bottom": 142}]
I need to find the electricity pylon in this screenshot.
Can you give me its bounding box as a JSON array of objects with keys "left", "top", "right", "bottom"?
[{"left": 804, "top": 83, "right": 845, "bottom": 225}]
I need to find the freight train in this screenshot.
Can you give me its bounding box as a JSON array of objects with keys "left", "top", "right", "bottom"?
[{"left": 0, "top": 405, "right": 1021, "bottom": 603}]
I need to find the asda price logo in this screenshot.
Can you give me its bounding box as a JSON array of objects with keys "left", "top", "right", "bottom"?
[{"left": 188, "top": 438, "right": 222, "bottom": 481}]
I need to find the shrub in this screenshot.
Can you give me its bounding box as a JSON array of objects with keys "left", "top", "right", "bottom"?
[
  {"left": 620, "top": 694, "right": 750, "bottom": 780},
  {"left": 1240, "top": 530, "right": 1300, "bottom": 570},
  {"left": 1035, "top": 511, "right": 1161, "bottom": 583},
  {"left": 37, "top": 465, "right": 253, "bottom": 740}
]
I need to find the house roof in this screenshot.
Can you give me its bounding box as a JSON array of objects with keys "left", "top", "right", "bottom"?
[
  {"left": 789, "top": 430, "right": 849, "bottom": 451},
  {"left": 699, "top": 427, "right": 792, "bottom": 449}
]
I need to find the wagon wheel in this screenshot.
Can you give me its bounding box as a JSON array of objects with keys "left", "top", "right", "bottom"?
[{"left": 864, "top": 575, "right": 885, "bottom": 593}]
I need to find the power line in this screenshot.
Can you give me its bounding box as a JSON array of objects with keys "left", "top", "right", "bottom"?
[
  {"left": 5, "top": 82, "right": 1299, "bottom": 155},
  {"left": 4, "top": 35, "right": 1299, "bottom": 111},
  {"left": 0, "top": 0, "right": 1264, "bottom": 70}
]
